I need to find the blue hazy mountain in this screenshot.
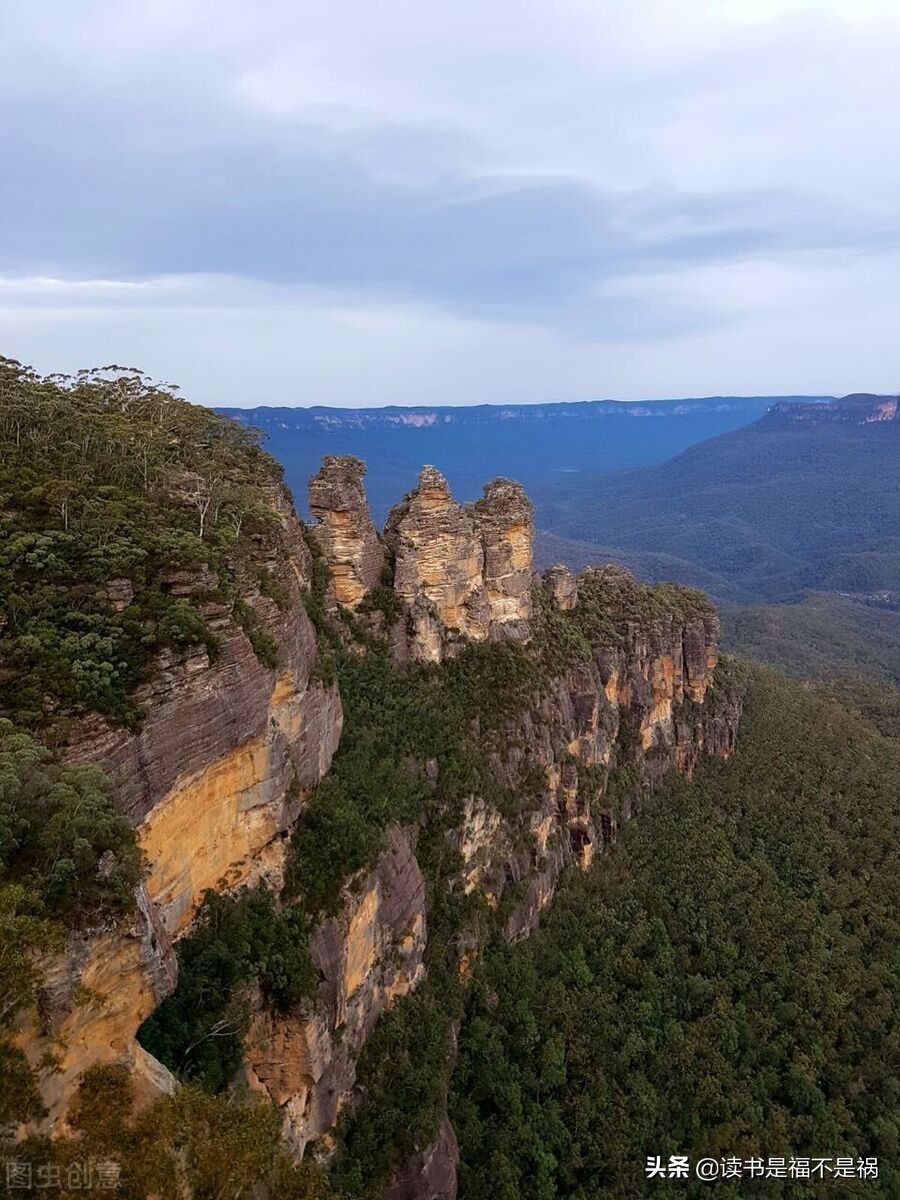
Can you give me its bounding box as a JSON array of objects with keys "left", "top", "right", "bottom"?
[
  {"left": 533, "top": 393, "right": 899, "bottom": 604},
  {"left": 217, "top": 395, "right": 830, "bottom": 523}
]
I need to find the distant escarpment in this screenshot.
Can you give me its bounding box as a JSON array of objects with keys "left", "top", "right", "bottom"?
[
  {"left": 534, "top": 391, "right": 900, "bottom": 605},
  {"left": 765, "top": 391, "right": 898, "bottom": 425},
  {"left": 2, "top": 372, "right": 739, "bottom": 1200}
]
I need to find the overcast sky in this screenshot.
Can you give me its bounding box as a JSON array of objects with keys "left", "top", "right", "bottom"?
[{"left": 1, "top": 0, "right": 897, "bottom": 406}]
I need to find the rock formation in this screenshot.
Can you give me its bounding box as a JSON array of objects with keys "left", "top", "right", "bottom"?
[
  {"left": 543, "top": 562, "right": 578, "bottom": 611},
  {"left": 308, "top": 455, "right": 385, "bottom": 609},
  {"left": 470, "top": 478, "right": 534, "bottom": 635},
  {"left": 309, "top": 465, "right": 535, "bottom": 663},
  {"left": 379, "top": 465, "right": 535, "bottom": 662},
  {"left": 236, "top": 544, "right": 738, "bottom": 1193},
  {"left": 245, "top": 827, "right": 426, "bottom": 1157},
  {"left": 16, "top": 450, "right": 742, "bottom": 1200},
  {"left": 384, "top": 466, "right": 490, "bottom": 660},
  {"left": 16, "top": 485, "right": 343, "bottom": 1128}
]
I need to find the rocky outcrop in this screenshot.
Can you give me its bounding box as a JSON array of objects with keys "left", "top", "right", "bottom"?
[
  {"left": 22, "top": 487, "right": 343, "bottom": 1130},
  {"left": 385, "top": 467, "right": 490, "bottom": 661},
  {"left": 245, "top": 826, "right": 427, "bottom": 1158},
  {"left": 13, "top": 884, "right": 177, "bottom": 1131},
  {"left": 18, "top": 448, "right": 742, "bottom": 1200},
  {"left": 767, "top": 392, "right": 899, "bottom": 425},
  {"left": 454, "top": 604, "right": 732, "bottom": 943},
  {"left": 384, "top": 1115, "right": 459, "bottom": 1200},
  {"left": 470, "top": 478, "right": 533, "bottom": 635},
  {"left": 309, "top": 455, "right": 385, "bottom": 609},
  {"left": 328, "top": 465, "right": 537, "bottom": 664},
  {"left": 381, "top": 566, "right": 739, "bottom": 1192},
  {"left": 543, "top": 563, "right": 578, "bottom": 611},
  {"left": 308, "top": 462, "right": 534, "bottom": 662}
]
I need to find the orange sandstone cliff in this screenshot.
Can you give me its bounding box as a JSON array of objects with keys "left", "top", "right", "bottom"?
[{"left": 18, "top": 454, "right": 740, "bottom": 1200}]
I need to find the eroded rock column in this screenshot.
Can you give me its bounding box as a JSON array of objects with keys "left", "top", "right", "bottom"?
[
  {"left": 384, "top": 466, "right": 490, "bottom": 660},
  {"left": 470, "top": 478, "right": 534, "bottom": 637},
  {"left": 308, "top": 455, "right": 384, "bottom": 609}
]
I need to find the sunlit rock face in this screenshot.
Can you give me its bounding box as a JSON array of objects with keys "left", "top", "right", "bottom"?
[
  {"left": 471, "top": 477, "right": 534, "bottom": 636},
  {"left": 13, "top": 884, "right": 177, "bottom": 1132},
  {"left": 543, "top": 562, "right": 578, "bottom": 611},
  {"left": 244, "top": 827, "right": 427, "bottom": 1158},
  {"left": 384, "top": 466, "right": 490, "bottom": 660},
  {"left": 21, "top": 488, "right": 343, "bottom": 1131},
  {"left": 308, "top": 455, "right": 385, "bottom": 610},
  {"left": 17, "top": 446, "right": 742, "bottom": 1200},
  {"left": 379, "top": 467, "right": 534, "bottom": 663}
]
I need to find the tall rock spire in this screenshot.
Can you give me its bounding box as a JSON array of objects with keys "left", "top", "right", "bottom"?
[
  {"left": 308, "top": 455, "right": 384, "bottom": 610},
  {"left": 470, "top": 478, "right": 534, "bottom": 634},
  {"left": 384, "top": 466, "right": 490, "bottom": 661}
]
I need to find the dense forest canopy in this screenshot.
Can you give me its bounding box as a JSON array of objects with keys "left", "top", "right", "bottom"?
[
  {"left": 451, "top": 665, "right": 900, "bottom": 1199},
  {"left": 0, "top": 357, "right": 282, "bottom": 734},
  {"left": 534, "top": 401, "right": 900, "bottom": 604},
  {"left": 1, "top": 360, "right": 897, "bottom": 1199}
]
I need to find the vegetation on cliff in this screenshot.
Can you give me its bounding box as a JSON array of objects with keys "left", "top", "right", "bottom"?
[
  {"left": 451, "top": 665, "right": 900, "bottom": 1199},
  {"left": 137, "top": 887, "right": 316, "bottom": 1093},
  {"left": 0, "top": 359, "right": 307, "bottom": 1136},
  {"left": 13, "top": 1065, "right": 332, "bottom": 1199},
  {"left": 0, "top": 719, "right": 141, "bottom": 1123},
  {"left": 135, "top": 535, "right": 724, "bottom": 1196},
  {"left": 0, "top": 357, "right": 287, "bottom": 734},
  {"left": 4, "top": 366, "right": 895, "bottom": 1200}
]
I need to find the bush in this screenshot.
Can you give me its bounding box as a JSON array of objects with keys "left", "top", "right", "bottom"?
[{"left": 137, "top": 887, "right": 315, "bottom": 1093}]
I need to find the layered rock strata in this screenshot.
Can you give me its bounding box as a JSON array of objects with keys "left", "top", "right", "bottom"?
[
  {"left": 384, "top": 466, "right": 491, "bottom": 658},
  {"left": 310, "top": 462, "right": 534, "bottom": 663},
  {"left": 18, "top": 486, "right": 342, "bottom": 1129},
  {"left": 245, "top": 827, "right": 426, "bottom": 1157},
  {"left": 543, "top": 562, "right": 578, "bottom": 611},
  {"left": 19, "top": 451, "right": 741, "bottom": 1200},
  {"left": 309, "top": 456, "right": 385, "bottom": 609},
  {"left": 471, "top": 478, "right": 534, "bottom": 635},
  {"left": 241, "top": 559, "right": 738, "bottom": 1194}
]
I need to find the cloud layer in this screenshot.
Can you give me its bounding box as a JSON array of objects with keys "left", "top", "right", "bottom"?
[{"left": 1, "top": 0, "right": 897, "bottom": 404}]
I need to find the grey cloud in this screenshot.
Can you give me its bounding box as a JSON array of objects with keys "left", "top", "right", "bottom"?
[
  {"left": 1, "top": 0, "right": 897, "bottom": 398},
  {"left": 2, "top": 81, "right": 895, "bottom": 336}
]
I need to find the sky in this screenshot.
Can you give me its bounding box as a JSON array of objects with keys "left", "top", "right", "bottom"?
[{"left": 1, "top": 0, "right": 898, "bottom": 407}]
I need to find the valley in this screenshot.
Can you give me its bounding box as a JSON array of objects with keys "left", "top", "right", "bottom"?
[{"left": 0, "top": 362, "right": 896, "bottom": 1198}]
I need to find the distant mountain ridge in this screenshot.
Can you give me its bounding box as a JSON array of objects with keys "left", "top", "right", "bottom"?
[
  {"left": 535, "top": 392, "right": 899, "bottom": 603},
  {"left": 533, "top": 392, "right": 900, "bottom": 680},
  {"left": 219, "top": 394, "right": 832, "bottom": 430},
  {"left": 216, "top": 394, "right": 833, "bottom": 523},
  {"left": 766, "top": 392, "right": 898, "bottom": 425}
]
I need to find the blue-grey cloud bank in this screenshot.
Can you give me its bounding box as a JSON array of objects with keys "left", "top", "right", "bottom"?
[{"left": 1, "top": 0, "right": 897, "bottom": 405}]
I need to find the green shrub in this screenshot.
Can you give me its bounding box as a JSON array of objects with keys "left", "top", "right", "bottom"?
[{"left": 137, "top": 887, "right": 315, "bottom": 1093}]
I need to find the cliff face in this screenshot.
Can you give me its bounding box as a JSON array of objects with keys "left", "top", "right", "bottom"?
[
  {"left": 471, "top": 478, "right": 534, "bottom": 634},
  {"left": 18, "top": 488, "right": 342, "bottom": 1129},
  {"left": 19, "top": 451, "right": 741, "bottom": 1200},
  {"left": 245, "top": 827, "right": 426, "bottom": 1157},
  {"left": 310, "top": 459, "right": 533, "bottom": 663},
  {"left": 13, "top": 884, "right": 177, "bottom": 1132},
  {"left": 385, "top": 466, "right": 490, "bottom": 660},
  {"left": 448, "top": 584, "right": 734, "bottom": 944},
  {"left": 309, "top": 456, "right": 385, "bottom": 609},
  {"left": 767, "top": 392, "right": 899, "bottom": 425},
  {"left": 229, "top": 464, "right": 739, "bottom": 1196}
]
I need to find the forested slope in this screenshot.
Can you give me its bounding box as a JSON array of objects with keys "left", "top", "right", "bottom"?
[
  {"left": 535, "top": 395, "right": 899, "bottom": 603},
  {"left": 452, "top": 664, "right": 900, "bottom": 1199},
  {"left": 2, "top": 361, "right": 896, "bottom": 1200}
]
